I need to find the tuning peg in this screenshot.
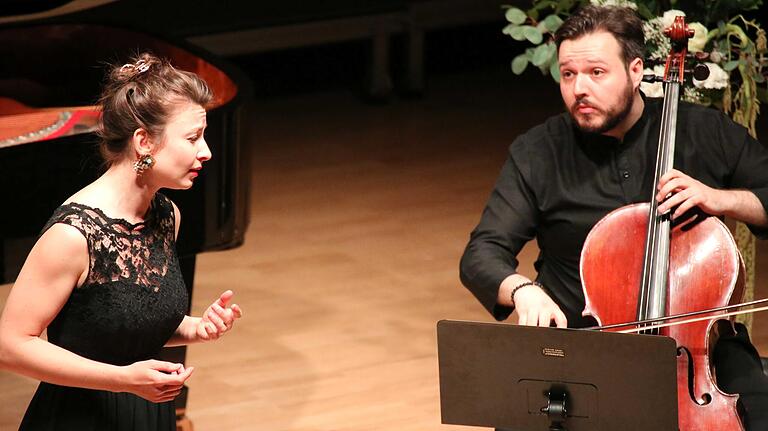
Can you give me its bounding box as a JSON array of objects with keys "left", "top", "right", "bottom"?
[
  {"left": 685, "top": 51, "right": 710, "bottom": 61},
  {"left": 642, "top": 74, "right": 662, "bottom": 83},
  {"left": 692, "top": 63, "right": 710, "bottom": 81}
]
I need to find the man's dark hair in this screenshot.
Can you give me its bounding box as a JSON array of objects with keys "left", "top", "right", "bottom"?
[{"left": 554, "top": 5, "right": 645, "bottom": 65}]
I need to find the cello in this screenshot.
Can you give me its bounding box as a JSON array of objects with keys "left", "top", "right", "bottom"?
[{"left": 580, "top": 15, "right": 746, "bottom": 431}]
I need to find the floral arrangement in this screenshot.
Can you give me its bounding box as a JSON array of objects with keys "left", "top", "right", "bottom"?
[{"left": 502, "top": 0, "right": 766, "bottom": 136}]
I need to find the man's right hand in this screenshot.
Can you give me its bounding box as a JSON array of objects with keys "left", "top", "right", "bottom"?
[
  {"left": 513, "top": 284, "right": 568, "bottom": 328},
  {"left": 499, "top": 274, "right": 568, "bottom": 328}
]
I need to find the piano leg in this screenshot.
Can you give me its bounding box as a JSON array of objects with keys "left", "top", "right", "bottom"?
[{"left": 158, "top": 254, "right": 196, "bottom": 431}]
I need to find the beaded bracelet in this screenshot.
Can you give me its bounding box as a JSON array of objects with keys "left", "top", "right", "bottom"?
[{"left": 510, "top": 280, "right": 544, "bottom": 305}]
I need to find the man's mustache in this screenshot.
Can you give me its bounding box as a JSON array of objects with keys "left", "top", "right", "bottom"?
[{"left": 572, "top": 99, "right": 599, "bottom": 111}]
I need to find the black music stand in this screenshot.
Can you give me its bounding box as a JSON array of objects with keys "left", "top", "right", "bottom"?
[{"left": 437, "top": 320, "right": 679, "bottom": 431}]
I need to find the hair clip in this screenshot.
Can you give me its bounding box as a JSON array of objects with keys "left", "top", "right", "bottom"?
[
  {"left": 120, "top": 60, "right": 151, "bottom": 75},
  {"left": 135, "top": 60, "right": 150, "bottom": 74}
]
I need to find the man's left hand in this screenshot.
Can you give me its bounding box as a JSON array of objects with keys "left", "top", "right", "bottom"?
[{"left": 656, "top": 169, "right": 731, "bottom": 219}]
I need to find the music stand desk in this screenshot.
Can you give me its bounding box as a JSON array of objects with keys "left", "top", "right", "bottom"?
[{"left": 437, "top": 320, "right": 678, "bottom": 431}]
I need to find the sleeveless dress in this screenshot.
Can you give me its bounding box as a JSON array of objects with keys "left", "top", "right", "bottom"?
[{"left": 19, "top": 193, "right": 188, "bottom": 431}]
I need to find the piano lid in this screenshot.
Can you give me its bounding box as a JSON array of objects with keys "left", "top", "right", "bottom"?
[
  {"left": 0, "top": 22, "right": 239, "bottom": 149},
  {"left": 0, "top": 0, "right": 117, "bottom": 25}
]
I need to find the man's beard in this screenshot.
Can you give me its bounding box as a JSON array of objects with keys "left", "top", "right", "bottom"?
[{"left": 568, "top": 79, "right": 634, "bottom": 135}]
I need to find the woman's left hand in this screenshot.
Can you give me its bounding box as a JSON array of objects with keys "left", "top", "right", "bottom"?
[{"left": 196, "top": 290, "right": 243, "bottom": 341}]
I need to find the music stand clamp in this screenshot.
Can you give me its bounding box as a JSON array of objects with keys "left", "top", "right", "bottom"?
[{"left": 541, "top": 385, "right": 567, "bottom": 431}]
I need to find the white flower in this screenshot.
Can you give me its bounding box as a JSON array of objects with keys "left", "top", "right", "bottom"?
[
  {"left": 640, "top": 65, "right": 665, "bottom": 98},
  {"left": 643, "top": 18, "right": 662, "bottom": 40},
  {"left": 693, "top": 62, "right": 729, "bottom": 89},
  {"left": 644, "top": 17, "right": 671, "bottom": 60},
  {"left": 683, "top": 87, "right": 704, "bottom": 104},
  {"left": 688, "top": 22, "right": 708, "bottom": 52},
  {"left": 661, "top": 10, "right": 686, "bottom": 30}
]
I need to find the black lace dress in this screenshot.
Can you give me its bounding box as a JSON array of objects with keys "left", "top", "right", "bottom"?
[{"left": 19, "top": 193, "right": 188, "bottom": 431}]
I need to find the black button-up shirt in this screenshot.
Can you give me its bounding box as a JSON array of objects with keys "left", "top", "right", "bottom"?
[{"left": 460, "top": 97, "right": 768, "bottom": 327}]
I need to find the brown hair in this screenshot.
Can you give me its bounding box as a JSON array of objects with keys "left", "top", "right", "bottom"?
[
  {"left": 97, "top": 52, "right": 213, "bottom": 166},
  {"left": 554, "top": 5, "right": 645, "bottom": 66}
]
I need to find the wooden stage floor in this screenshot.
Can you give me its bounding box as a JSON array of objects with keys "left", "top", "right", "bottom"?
[{"left": 1, "top": 67, "right": 767, "bottom": 430}]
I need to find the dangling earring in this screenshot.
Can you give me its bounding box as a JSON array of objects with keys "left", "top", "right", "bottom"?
[{"left": 133, "top": 154, "right": 154, "bottom": 174}]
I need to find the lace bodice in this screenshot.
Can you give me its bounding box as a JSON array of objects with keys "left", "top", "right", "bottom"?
[{"left": 40, "top": 193, "right": 188, "bottom": 366}]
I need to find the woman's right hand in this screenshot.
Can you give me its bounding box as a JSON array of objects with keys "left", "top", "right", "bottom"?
[{"left": 120, "top": 359, "right": 194, "bottom": 403}]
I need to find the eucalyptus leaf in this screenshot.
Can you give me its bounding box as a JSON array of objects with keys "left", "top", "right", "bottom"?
[
  {"left": 718, "top": 21, "right": 728, "bottom": 35},
  {"left": 754, "top": 73, "right": 765, "bottom": 84},
  {"left": 507, "top": 25, "right": 527, "bottom": 41},
  {"left": 512, "top": 54, "right": 530, "bottom": 75},
  {"left": 532, "top": 44, "right": 551, "bottom": 66},
  {"left": 724, "top": 60, "right": 740, "bottom": 71},
  {"left": 547, "top": 41, "right": 557, "bottom": 58},
  {"left": 542, "top": 14, "right": 564, "bottom": 32},
  {"left": 550, "top": 60, "right": 561, "bottom": 82},
  {"left": 505, "top": 7, "right": 527, "bottom": 25},
  {"left": 522, "top": 26, "right": 544, "bottom": 44}
]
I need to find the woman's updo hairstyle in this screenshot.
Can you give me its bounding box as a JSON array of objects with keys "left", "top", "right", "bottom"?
[{"left": 97, "top": 52, "right": 213, "bottom": 166}]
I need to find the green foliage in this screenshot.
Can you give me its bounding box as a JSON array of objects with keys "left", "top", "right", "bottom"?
[
  {"left": 503, "top": 6, "right": 563, "bottom": 81},
  {"left": 505, "top": 7, "right": 527, "bottom": 24},
  {"left": 631, "top": 0, "right": 762, "bottom": 24},
  {"left": 724, "top": 60, "right": 741, "bottom": 71}
]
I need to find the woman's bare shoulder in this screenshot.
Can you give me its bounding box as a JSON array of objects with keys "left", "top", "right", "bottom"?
[{"left": 38, "top": 223, "right": 88, "bottom": 253}]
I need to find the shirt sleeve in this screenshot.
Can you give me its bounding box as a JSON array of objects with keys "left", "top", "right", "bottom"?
[
  {"left": 459, "top": 139, "right": 539, "bottom": 320},
  {"left": 722, "top": 116, "right": 768, "bottom": 239}
]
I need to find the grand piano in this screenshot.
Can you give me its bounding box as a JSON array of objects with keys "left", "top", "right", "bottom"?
[{"left": 0, "top": 3, "right": 252, "bottom": 428}]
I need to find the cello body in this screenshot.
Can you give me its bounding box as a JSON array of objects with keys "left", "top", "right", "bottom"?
[
  {"left": 581, "top": 203, "right": 745, "bottom": 430},
  {"left": 578, "top": 15, "right": 747, "bottom": 430}
]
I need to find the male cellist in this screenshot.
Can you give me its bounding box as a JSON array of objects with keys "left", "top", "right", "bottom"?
[{"left": 460, "top": 4, "right": 768, "bottom": 429}]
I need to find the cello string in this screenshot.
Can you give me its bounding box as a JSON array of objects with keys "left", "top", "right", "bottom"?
[{"left": 640, "top": 76, "right": 679, "bottom": 327}]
